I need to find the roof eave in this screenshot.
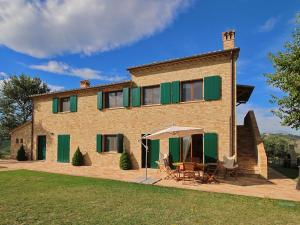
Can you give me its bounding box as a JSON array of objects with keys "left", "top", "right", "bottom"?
[{"left": 127, "top": 48, "right": 240, "bottom": 72}]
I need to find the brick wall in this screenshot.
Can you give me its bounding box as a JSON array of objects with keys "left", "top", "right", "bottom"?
[
  {"left": 32, "top": 53, "right": 236, "bottom": 168},
  {"left": 10, "top": 122, "right": 32, "bottom": 159}
]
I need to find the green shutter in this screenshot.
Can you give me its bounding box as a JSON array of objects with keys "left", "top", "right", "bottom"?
[
  {"left": 169, "top": 138, "right": 180, "bottom": 166},
  {"left": 204, "top": 75, "right": 222, "bottom": 101},
  {"left": 171, "top": 81, "right": 180, "bottom": 103},
  {"left": 204, "top": 133, "right": 218, "bottom": 163},
  {"left": 97, "top": 92, "right": 103, "bottom": 110},
  {"left": 123, "top": 88, "right": 130, "bottom": 107},
  {"left": 70, "top": 95, "right": 77, "bottom": 112},
  {"left": 150, "top": 140, "right": 160, "bottom": 168},
  {"left": 160, "top": 82, "right": 171, "bottom": 105},
  {"left": 96, "top": 134, "right": 102, "bottom": 153},
  {"left": 131, "top": 87, "right": 141, "bottom": 107},
  {"left": 52, "top": 97, "right": 59, "bottom": 113},
  {"left": 57, "top": 135, "right": 70, "bottom": 163},
  {"left": 117, "top": 134, "right": 124, "bottom": 153}
]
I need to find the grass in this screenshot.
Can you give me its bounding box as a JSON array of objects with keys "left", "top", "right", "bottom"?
[
  {"left": 0, "top": 139, "right": 10, "bottom": 159},
  {"left": 271, "top": 164, "right": 299, "bottom": 181},
  {"left": 0, "top": 170, "right": 299, "bottom": 225}
]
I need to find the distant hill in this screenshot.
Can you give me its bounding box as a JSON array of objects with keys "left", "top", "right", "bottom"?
[{"left": 262, "top": 133, "right": 300, "bottom": 155}]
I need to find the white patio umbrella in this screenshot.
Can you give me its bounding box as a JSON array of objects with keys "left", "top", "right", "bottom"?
[
  {"left": 138, "top": 125, "right": 204, "bottom": 184},
  {"left": 142, "top": 125, "right": 204, "bottom": 140}
]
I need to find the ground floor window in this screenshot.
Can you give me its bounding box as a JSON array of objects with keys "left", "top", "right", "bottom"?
[{"left": 104, "top": 135, "right": 118, "bottom": 152}]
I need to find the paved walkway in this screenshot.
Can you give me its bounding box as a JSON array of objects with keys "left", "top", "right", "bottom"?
[{"left": 0, "top": 160, "right": 299, "bottom": 202}]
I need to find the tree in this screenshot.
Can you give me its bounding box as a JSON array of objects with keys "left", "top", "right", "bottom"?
[
  {"left": 72, "top": 147, "right": 84, "bottom": 166},
  {"left": 0, "top": 74, "right": 49, "bottom": 137},
  {"left": 265, "top": 12, "right": 300, "bottom": 129},
  {"left": 16, "top": 145, "right": 27, "bottom": 161},
  {"left": 119, "top": 152, "right": 132, "bottom": 170},
  {"left": 262, "top": 135, "right": 289, "bottom": 157}
]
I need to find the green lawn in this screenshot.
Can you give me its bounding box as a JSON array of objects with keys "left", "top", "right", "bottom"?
[
  {"left": 0, "top": 170, "right": 299, "bottom": 225},
  {"left": 271, "top": 164, "right": 299, "bottom": 181}
]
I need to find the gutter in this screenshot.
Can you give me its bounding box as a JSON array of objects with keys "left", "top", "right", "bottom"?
[{"left": 230, "top": 50, "right": 236, "bottom": 156}]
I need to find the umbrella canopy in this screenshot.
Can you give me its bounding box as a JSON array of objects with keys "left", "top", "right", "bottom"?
[{"left": 142, "top": 125, "right": 204, "bottom": 140}]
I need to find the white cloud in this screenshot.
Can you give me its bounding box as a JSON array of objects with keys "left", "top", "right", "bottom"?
[
  {"left": 0, "top": 0, "right": 190, "bottom": 58},
  {"left": 48, "top": 84, "right": 65, "bottom": 92},
  {"left": 258, "top": 17, "right": 278, "bottom": 32},
  {"left": 30, "top": 60, "right": 124, "bottom": 81},
  {"left": 237, "top": 103, "right": 300, "bottom": 135}
]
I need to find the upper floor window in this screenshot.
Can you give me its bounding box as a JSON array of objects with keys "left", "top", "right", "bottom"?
[
  {"left": 105, "top": 91, "right": 123, "bottom": 108},
  {"left": 60, "top": 97, "right": 70, "bottom": 112},
  {"left": 181, "top": 80, "right": 203, "bottom": 102},
  {"left": 143, "top": 86, "right": 160, "bottom": 105}
]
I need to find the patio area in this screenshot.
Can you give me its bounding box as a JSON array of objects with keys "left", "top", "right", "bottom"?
[{"left": 0, "top": 159, "right": 299, "bottom": 202}]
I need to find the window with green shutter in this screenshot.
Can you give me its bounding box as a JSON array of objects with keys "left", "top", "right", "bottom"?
[
  {"left": 204, "top": 75, "right": 221, "bottom": 101},
  {"left": 96, "top": 134, "right": 102, "bottom": 153},
  {"left": 97, "top": 92, "right": 103, "bottom": 110},
  {"left": 160, "top": 82, "right": 171, "bottom": 105},
  {"left": 171, "top": 81, "right": 180, "bottom": 103},
  {"left": 70, "top": 95, "right": 77, "bottom": 112},
  {"left": 204, "top": 133, "right": 218, "bottom": 163},
  {"left": 117, "top": 134, "right": 124, "bottom": 153},
  {"left": 123, "top": 88, "right": 130, "bottom": 107},
  {"left": 131, "top": 87, "right": 141, "bottom": 107},
  {"left": 52, "top": 97, "right": 59, "bottom": 113},
  {"left": 169, "top": 138, "right": 180, "bottom": 166}
]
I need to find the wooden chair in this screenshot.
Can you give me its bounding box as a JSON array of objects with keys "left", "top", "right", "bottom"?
[
  {"left": 182, "top": 162, "right": 196, "bottom": 184},
  {"left": 161, "top": 158, "right": 177, "bottom": 180}
]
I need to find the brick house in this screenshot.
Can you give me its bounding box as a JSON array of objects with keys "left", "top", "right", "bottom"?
[{"left": 10, "top": 30, "right": 268, "bottom": 177}]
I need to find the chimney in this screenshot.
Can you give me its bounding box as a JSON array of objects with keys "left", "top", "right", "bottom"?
[
  {"left": 222, "top": 30, "right": 235, "bottom": 50},
  {"left": 80, "top": 80, "right": 90, "bottom": 88}
]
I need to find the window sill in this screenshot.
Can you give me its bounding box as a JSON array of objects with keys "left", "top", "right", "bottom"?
[
  {"left": 179, "top": 100, "right": 205, "bottom": 104},
  {"left": 56, "top": 111, "right": 71, "bottom": 114},
  {"left": 141, "top": 103, "right": 161, "bottom": 108},
  {"left": 101, "top": 152, "right": 120, "bottom": 154},
  {"left": 103, "top": 107, "right": 125, "bottom": 111}
]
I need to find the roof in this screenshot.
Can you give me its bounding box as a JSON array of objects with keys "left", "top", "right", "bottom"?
[
  {"left": 9, "top": 121, "right": 32, "bottom": 134},
  {"left": 127, "top": 48, "right": 240, "bottom": 72},
  {"left": 31, "top": 80, "right": 132, "bottom": 98},
  {"left": 237, "top": 84, "right": 254, "bottom": 105}
]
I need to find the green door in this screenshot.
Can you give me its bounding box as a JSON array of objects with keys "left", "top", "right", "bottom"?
[
  {"left": 150, "top": 140, "right": 160, "bottom": 168},
  {"left": 57, "top": 135, "right": 70, "bottom": 163},
  {"left": 37, "top": 135, "right": 46, "bottom": 160}
]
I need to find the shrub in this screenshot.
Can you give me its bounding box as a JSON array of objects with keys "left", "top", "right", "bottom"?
[
  {"left": 119, "top": 152, "right": 132, "bottom": 170},
  {"left": 72, "top": 147, "right": 84, "bottom": 166},
  {"left": 16, "top": 145, "right": 27, "bottom": 161}
]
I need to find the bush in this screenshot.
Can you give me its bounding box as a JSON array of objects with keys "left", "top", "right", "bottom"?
[
  {"left": 72, "top": 147, "right": 84, "bottom": 166},
  {"left": 16, "top": 145, "right": 27, "bottom": 161},
  {"left": 119, "top": 152, "right": 132, "bottom": 170}
]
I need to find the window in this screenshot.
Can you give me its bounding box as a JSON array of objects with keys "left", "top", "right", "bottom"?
[
  {"left": 105, "top": 91, "right": 123, "bottom": 108},
  {"left": 20, "top": 139, "right": 23, "bottom": 144},
  {"left": 16, "top": 138, "right": 19, "bottom": 144},
  {"left": 60, "top": 97, "right": 70, "bottom": 112},
  {"left": 181, "top": 80, "right": 203, "bottom": 102},
  {"left": 143, "top": 86, "right": 160, "bottom": 105},
  {"left": 104, "top": 135, "right": 118, "bottom": 152}
]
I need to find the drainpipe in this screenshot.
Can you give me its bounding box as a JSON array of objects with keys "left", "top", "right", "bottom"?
[
  {"left": 230, "top": 50, "right": 236, "bottom": 156},
  {"left": 30, "top": 99, "right": 34, "bottom": 160}
]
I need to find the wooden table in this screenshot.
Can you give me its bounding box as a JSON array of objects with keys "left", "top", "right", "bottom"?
[{"left": 172, "top": 162, "right": 219, "bottom": 183}]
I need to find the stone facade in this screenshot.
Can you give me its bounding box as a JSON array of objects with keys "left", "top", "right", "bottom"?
[
  {"left": 31, "top": 49, "right": 238, "bottom": 169},
  {"left": 10, "top": 121, "right": 32, "bottom": 159}
]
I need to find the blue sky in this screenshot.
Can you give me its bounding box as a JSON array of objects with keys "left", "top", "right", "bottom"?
[{"left": 0, "top": 0, "right": 299, "bottom": 134}]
